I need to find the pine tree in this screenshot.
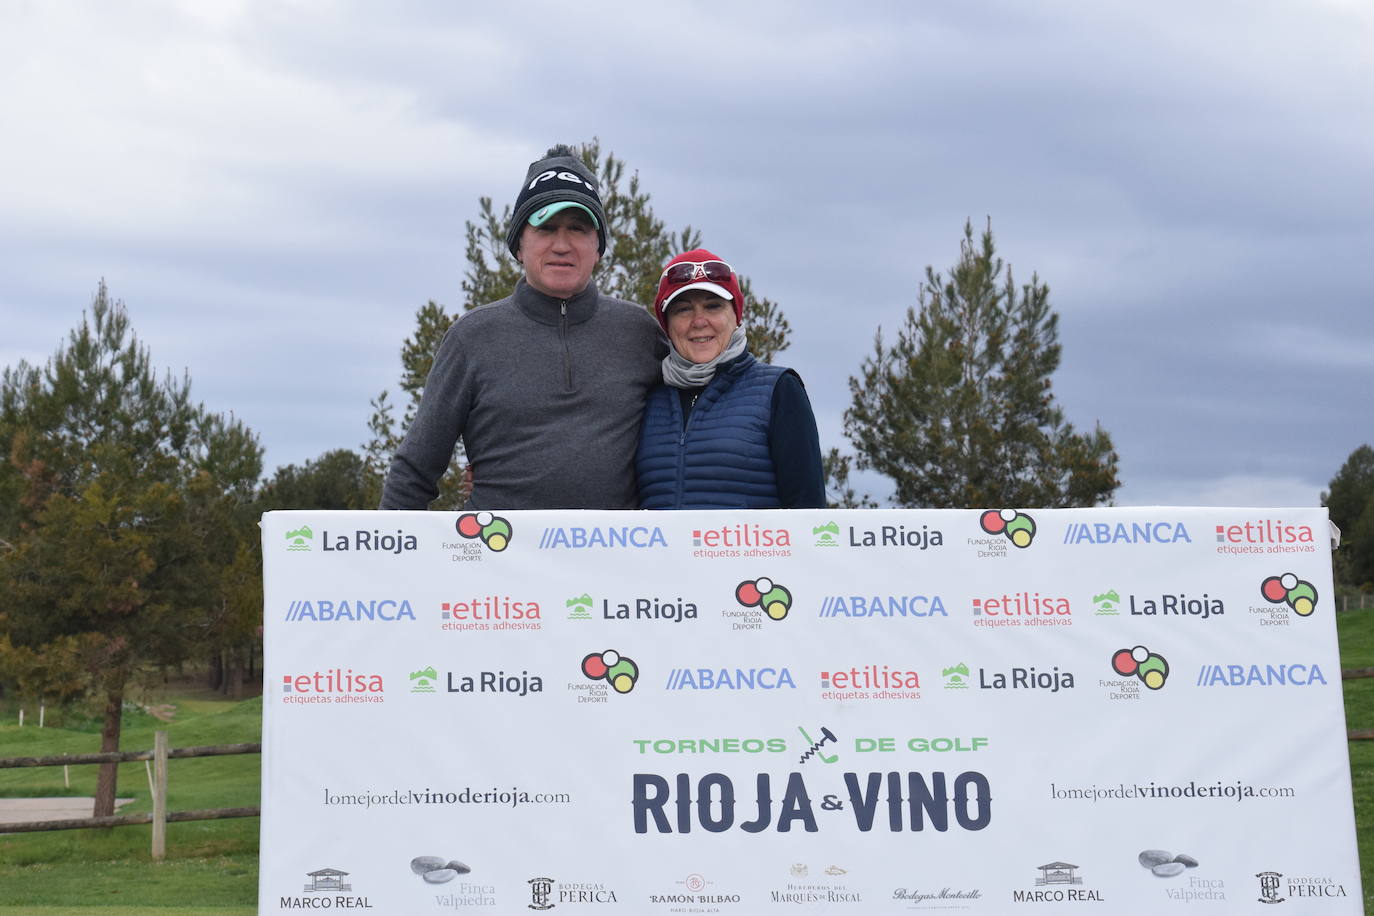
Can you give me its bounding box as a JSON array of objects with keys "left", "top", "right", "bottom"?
[
  {"left": 1322, "top": 444, "right": 1374, "bottom": 589},
  {"left": 843, "top": 220, "right": 1119, "bottom": 508}
]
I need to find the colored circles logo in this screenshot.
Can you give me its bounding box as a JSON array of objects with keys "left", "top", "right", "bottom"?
[
  {"left": 1260, "top": 573, "right": 1317, "bottom": 617},
  {"left": 456, "top": 512, "right": 512, "bottom": 552},
  {"left": 582, "top": 649, "right": 639, "bottom": 694},
  {"left": 736, "top": 577, "right": 793, "bottom": 621},
  {"left": 979, "top": 509, "right": 1036, "bottom": 548},
  {"left": 1111, "top": 645, "right": 1170, "bottom": 690}
]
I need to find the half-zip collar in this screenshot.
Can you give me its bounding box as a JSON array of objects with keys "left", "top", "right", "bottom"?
[{"left": 513, "top": 277, "right": 600, "bottom": 326}]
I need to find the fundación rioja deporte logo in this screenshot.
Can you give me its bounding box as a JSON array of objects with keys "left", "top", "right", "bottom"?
[
  {"left": 979, "top": 509, "right": 1036, "bottom": 548},
  {"left": 581, "top": 649, "right": 640, "bottom": 694},
  {"left": 1260, "top": 573, "right": 1318, "bottom": 617},
  {"left": 1110, "top": 645, "right": 1170, "bottom": 690},
  {"left": 736, "top": 577, "right": 793, "bottom": 621},
  {"left": 456, "top": 511, "right": 512, "bottom": 552}
]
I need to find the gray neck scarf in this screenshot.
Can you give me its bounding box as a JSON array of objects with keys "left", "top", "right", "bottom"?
[{"left": 662, "top": 326, "right": 748, "bottom": 389}]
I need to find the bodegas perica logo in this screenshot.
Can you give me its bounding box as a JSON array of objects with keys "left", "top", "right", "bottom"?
[{"left": 455, "top": 512, "right": 512, "bottom": 552}]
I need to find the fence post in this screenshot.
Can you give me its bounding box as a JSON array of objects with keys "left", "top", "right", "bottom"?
[{"left": 151, "top": 731, "right": 168, "bottom": 860}]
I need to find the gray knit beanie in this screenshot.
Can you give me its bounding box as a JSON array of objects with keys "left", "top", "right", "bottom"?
[{"left": 506, "top": 145, "right": 608, "bottom": 257}]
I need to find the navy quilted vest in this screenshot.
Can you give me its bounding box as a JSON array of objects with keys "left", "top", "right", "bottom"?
[{"left": 636, "top": 353, "right": 788, "bottom": 509}]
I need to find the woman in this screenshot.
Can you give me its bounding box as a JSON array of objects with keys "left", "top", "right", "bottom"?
[{"left": 636, "top": 248, "right": 825, "bottom": 509}]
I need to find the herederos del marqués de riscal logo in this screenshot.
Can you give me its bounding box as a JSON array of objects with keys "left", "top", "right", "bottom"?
[
  {"left": 456, "top": 512, "right": 512, "bottom": 552},
  {"left": 1111, "top": 645, "right": 1170, "bottom": 690},
  {"left": 581, "top": 649, "right": 639, "bottom": 694},
  {"left": 979, "top": 509, "right": 1036, "bottom": 548},
  {"left": 1260, "top": 573, "right": 1318, "bottom": 617},
  {"left": 736, "top": 577, "right": 793, "bottom": 621}
]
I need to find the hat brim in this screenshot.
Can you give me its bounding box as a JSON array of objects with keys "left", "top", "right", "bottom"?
[
  {"left": 529, "top": 201, "right": 600, "bottom": 229},
  {"left": 660, "top": 281, "right": 734, "bottom": 313}
]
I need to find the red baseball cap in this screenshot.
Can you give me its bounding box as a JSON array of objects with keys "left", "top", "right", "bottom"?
[{"left": 653, "top": 248, "right": 745, "bottom": 331}]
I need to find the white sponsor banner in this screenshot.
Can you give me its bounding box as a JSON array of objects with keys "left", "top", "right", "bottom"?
[{"left": 258, "top": 508, "right": 1361, "bottom": 913}]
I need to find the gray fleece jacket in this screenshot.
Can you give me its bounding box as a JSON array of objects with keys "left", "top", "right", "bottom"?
[{"left": 380, "top": 279, "right": 666, "bottom": 510}]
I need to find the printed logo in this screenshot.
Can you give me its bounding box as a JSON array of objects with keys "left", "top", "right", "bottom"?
[
  {"left": 409, "top": 666, "right": 437, "bottom": 693},
  {"left": 665, "top": 666, "right": 796, "bottom": 690},
  {"left": 977, "top": 665, "right": 1074, "bottom": 692},
  {"left": 971, "top": 591, "right": 1071, "bottom": 627},
  {"left": 1255, "top": 871, "right": 1349, "bottom": 902},
  {"left": 1195, "top": 662, "right": 1327, "bottom": 687},
  {"left": 979, "top": 509, "right": 1037, "bottom": 548},
  {"left": 409, "top": 857, "right": 491, "bottom": 906},
  {"left": 538, "top": 525, "right": 666, "bottom": 550},
  {"left": 1256, "top": 871, "right": 1283, "bottom": 905},
  {"left": 798, "top": 725, "right": 839, "bottom": 764},
  {"left": 631, "top": 735, "right": 789, "bottom": 756},
  {"left": 304, "top": 867, "right": 351, "bottom": 893},
  {"left": 1215, "top": 518, "right": 1317, "bottom": 556},
  {"left": 1121, "top": 590, "right": 1224, "bottom": 621},
  {"left": 285, "top": 526, "right": 312, "bottom": 551},
  {"left": 526, "top": 876, "right": 619, "bottom": 908},
  {"left": 1061, "top": 520, "right": 1191, "bottom": 545},
  {"left": 457, "top": 512, "right": 512, "bottom": 552},
  {"left": 283, "top": 598, "right": 415, "bottom": 623},
  {"left": 1110, "top": 646, "right": 1170, "bottom": 690},
  {"left": 736, "top": 577, "right": 793, "bottom": 621},
  {"left": 845, "top": 522, "right": 943, "bottom": 550},
  {"left": 441, "top": 596, "right": 542, "bottom": 631},
  {"left": 943, "top": 663, "right": 970, "bottom": 689},
  {"left": 1260, "top": 573, "right": 1318, "bottom": 617},
  {"left": 892, "top": 885, "right": 982, "bottom": 910},
  {"left": 647, "top": 873, "right": 743, "bottom": 908},
  {"left": 1011, "top": 862, "right": 1104, "bottom": 903},
  {"left": 692, "top": 523, "right": 792, "bottom": 558},
  {"left": 280, "top": 668, "right": 385, "bottom": 704},
  {"left": 582, "top": 593, "right": 698, "bottom": 624},
  {"left": 582, "top": 649, "right": 639, "bottom": 694},
  {"left": 443, "top": 669, "right": 542, "bottom": 697},
  {"left": 820, "top": 665, "right": 921, "bottom": 700},
  {"left": 818, "top": 594, "right": 947, "bottom": 619},
  {"left": 814, "top": 521, "right": 840, "bottom": 547},
  {"left": 1137, "top": 849, "right": 1199, "bottom": 879},
  {"left": 1093, "top": 590, "right": 1121, "bottom": 615},
  {"left": 769, "top": 864, "right": 862, "bottom": 905},
  {"left": 317, "top": 528, "right": 417, "bottom": 554},
  {"left": 529, "top": 876, "right": 554, "bottom": 910}
]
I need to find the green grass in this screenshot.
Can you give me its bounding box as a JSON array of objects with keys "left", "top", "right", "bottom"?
[
  {"left": 2, "top": 616, "right": 1373, "bottom": 914},
  {"left": 0, "top": 680, "right": 261, "bottom": 910}
]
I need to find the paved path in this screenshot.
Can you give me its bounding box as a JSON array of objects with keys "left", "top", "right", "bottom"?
[{"left": 0, "top": 797, "right": 135, "bottom": 824}]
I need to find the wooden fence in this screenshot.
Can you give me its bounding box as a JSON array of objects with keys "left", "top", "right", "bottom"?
[{"left": 0, "top": 731, "right": 259, "bottom": 859}]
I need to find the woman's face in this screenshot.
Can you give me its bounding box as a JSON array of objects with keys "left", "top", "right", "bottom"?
[{"left": 666, "top": 290, "right": 738, "bottom": 364}]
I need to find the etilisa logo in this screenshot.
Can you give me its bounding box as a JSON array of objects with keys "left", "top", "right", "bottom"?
[
  {"left": 980, "top": 509, "right": 1036, "bottom": 548},
  {"left": 440, "top": 595, "right": 542, "bottom": 631},
  {"left": 456, "top": 512, "right": 512, "bottom": 552},
  {"left": 1260, "top": 573, "right": 1318, "bottom": 617},
  {"left": 971, "top": 591, "right": 1071, "bottom": 628},
  {"left": 692, "top": 522, "right": 792, "bottom": 558},
  {"left": 538, "top": 524, "right": 666, "bottom": 550},
  {"left": 283, "top": 598, "right": 416, "bottom": 623},
  {"left": 581, "top": 649, "right": 639, "bottom": 694},
  {"left": 1061, "top": 519, "right": 1191, "bottom": 545},
  {"left": 285, "top": 526, "right": 312, "bottom": 551},
  {"left": 1215, "top": 518, "right": 1317, "bottom": 556},
  {"left": 280, "top": 668, "right": 384, "bottom": 704},
  {"left": 1111, "top": 645, "right": 1170, "bottom": 689},
  {"left": 820, "top": 665, "right": 920, "bottom": 700},
  {"left": 736, "top": 577, "right": 793, "bottom": 621}
]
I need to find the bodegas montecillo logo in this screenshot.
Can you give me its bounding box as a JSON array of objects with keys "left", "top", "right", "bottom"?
[
  {"left": 979, "top": 508, "right": 1037, "bottom": 548},
  {"left": 736, "top": 577, "right": 793, "bottom": 621},
  {"left": 1260, "top": 572, "right": 1318, "bottom": 617},
  {"left": 455, "top": 511, "right": 512, "bottom": 552}
]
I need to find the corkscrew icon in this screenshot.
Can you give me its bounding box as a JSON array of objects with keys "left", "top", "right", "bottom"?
[{"left": 798, "top": 725, "right": 838, "bottom": 764}]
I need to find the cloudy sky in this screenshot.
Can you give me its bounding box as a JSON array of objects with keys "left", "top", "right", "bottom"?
[{"left": 2, "top": 0, "right": 1370, "bottom": 508}]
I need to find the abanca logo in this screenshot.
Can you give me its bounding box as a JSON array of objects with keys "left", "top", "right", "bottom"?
[{"left": 539, "top": 526, "right": 667, "bottom": 549}]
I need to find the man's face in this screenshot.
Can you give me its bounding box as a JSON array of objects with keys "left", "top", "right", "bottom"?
[{"left": 517, "top": 210, "right": 600, "bottom": 299}]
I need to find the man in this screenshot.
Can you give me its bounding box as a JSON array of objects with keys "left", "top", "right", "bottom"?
[{"left": 380, "top": 145, "right": 666, "bottom": 510}]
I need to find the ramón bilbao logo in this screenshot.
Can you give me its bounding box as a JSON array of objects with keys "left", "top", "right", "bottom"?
[
  {"left": 456, "top": 512, "right": 512, "bottom": 552},
  {"left": 1260, "top": 573, "right": 1318, "bottom": 618},
  {"left": 979, "top": 509, "right": 1036, "bottom": 548}
]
